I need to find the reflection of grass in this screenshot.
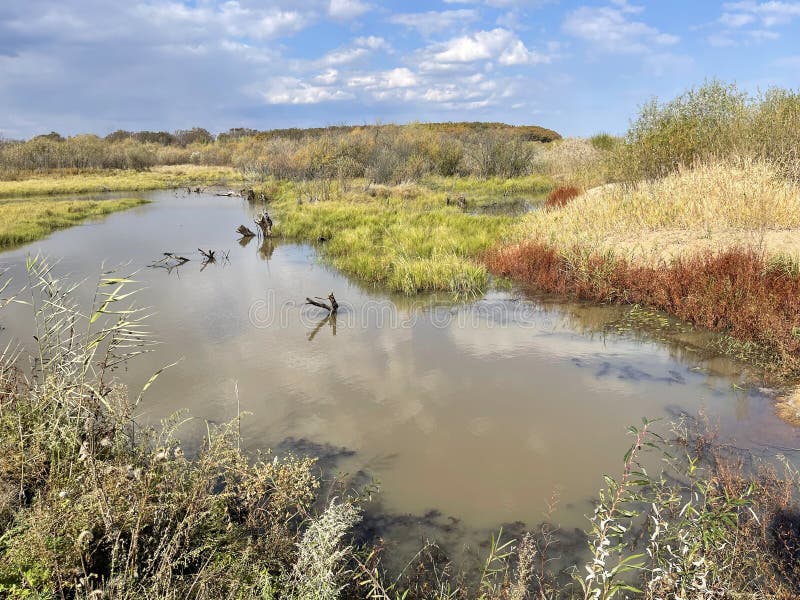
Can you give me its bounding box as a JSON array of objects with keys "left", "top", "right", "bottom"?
[
  {"left": 0, "top": 197, "right": 146, "bottom": 247},
  {"left": 265, "top": 178, "right": 542, "bottom": 297},
  {"left": 0, "top": 165, "right": 239, "bottom": 198}
]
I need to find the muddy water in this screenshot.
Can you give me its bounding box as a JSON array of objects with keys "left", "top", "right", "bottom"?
[{"left": 0, "top": 190, "right": 797, "bottom": 546}]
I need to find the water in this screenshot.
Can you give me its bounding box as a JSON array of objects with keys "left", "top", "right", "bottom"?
[{"left": 0, "top": 189, "right": 797, "bottom": 552}]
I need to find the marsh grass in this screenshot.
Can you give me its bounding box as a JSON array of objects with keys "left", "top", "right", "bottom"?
[
  {"left": 0, "top": 166, "right": 239, "bottom": 198},
  {"left": 0, "top": 197, "right": 147, "bottom": 248},
  {"left": 268, "top": 179, "right": 529, "bottom": 297}
]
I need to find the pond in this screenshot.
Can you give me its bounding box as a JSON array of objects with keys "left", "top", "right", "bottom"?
[{"left": 0, "top": 189, "right": 797, "bottom": 560}]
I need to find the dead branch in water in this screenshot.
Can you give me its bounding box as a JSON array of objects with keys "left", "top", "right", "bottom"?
[
  {"left": 198, "top": 248, "right": 216, "bottom": 262},
  {"left": 149, "top": 253, "right": 190, "bottom": 275},
  {"left": 305, "top": 292, "right": 339, "bottom": 313}
]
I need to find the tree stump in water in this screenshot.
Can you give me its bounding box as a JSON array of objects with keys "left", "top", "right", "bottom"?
[{"left": 255, "top": 211, "right": 273, "bottom": 238}]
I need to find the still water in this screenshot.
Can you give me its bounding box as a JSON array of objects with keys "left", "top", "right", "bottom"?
[{"left": 0, "top": 190, "right": 797, "bottom": 549}]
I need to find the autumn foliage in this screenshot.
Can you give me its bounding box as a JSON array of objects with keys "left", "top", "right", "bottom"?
[{"left": 485, "top": 243, "right": 800, "bottom": 373}]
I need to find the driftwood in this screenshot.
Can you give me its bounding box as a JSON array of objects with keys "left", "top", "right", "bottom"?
[
  {"left": 255, "top": 211, "right": 273, "bottom": 238},
  {"left": 305, "top": 292, "right": 338, "bottom": 314},
  {"left": 150, "top": 253, "right": 190, "bottom": 274},
  {"left": 237, "top": 224, "right": 256, "bottom": 238},
  {"left": 199, "top": 248, "right": 216, "bottom": 262}
]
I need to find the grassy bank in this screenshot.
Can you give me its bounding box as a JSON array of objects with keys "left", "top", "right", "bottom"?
[
  {"left": 2, "top": 262, "right": 800, "bottom": 598},
  {"left": 264, "top": 177, "right": 551, "bottom": 297},
  {"left": 0, "top": 197, "right": 147, "bottom": 248},
  {"left": 0, "top": 165, "right": 239, "bottom": 198},
  {"left": 483, "top": 83, "right": 800, "bottom": 379}
]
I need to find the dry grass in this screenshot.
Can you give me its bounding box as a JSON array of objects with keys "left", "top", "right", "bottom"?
[
  {"left": 516, "top": 159, "right": 800, "bottom": 264},
  {"left": 0, "top": 165, "right": 239, "bottom": 198}
]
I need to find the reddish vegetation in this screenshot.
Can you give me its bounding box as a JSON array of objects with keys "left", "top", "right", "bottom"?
[
  {"left": 544, "top": 186, "right": 581, "bottom": 209},
  {"left": 485, "top": 242, "right": 800, "bottom": 372}
]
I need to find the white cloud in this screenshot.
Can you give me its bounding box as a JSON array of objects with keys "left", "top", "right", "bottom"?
[
  {"left": 318, "top": 47, "right": 369, "bottom": 66},
  {"left": 429, "top": 28, "right": 548, "bottom": 65},
  {"left": 389, "top": 10, "right": 479, "bottom": 36},
  {"left": 562, "top": 4, "right": 679, "bottom": 53},
  {"left": 261, "top": 76, "right": 353, "bottom": 104},
  {"left": 328, "top": 0, "right": 370, "bottom": 20}
]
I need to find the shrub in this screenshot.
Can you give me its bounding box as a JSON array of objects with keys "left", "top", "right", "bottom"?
[{"left": 544, "top": 185, "right": 581, "bottom": 209}]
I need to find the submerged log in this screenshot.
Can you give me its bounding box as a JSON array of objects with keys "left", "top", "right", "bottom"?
[
  {"left": 305, "top": 292, "right": 339, "bottom": 313},
  {"left": 237, "top": 224, "right": 256, "bottom": 238}
]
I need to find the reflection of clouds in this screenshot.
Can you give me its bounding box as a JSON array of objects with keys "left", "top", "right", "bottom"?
[{"left": 3, "top": 192, "right": 799, "bottom": 530}]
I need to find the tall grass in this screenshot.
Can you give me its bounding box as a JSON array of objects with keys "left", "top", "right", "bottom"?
[{"left": 0, "top": 259, "right": 362, "bottom": 599}]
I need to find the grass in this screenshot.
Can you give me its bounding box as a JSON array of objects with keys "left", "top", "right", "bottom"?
[
  {"left": 0, "top": 197, "right": 147, "bottom": 248},
  {"left": 512, "top": 159, "right": 800, "bottom": 264},
  {"left": 265, "top": 177, "right": 541, "bottom": 297},
  {"left": 0, "top": 165, "right": 239, "bottom": 198}
]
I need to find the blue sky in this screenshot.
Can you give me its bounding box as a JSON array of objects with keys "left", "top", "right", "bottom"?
[{"left": 0, "top": 0, "right": 798, "bottom": 139}]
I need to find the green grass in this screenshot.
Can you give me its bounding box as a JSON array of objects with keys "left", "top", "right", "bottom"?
[
  {"left": 0, "top": 165, "right": 240, "bottom": 198},
  {"left": 0, "top": 197, "right": 147, "bottom": 247},
  {"left": 266, "top": 177, "right": 543, "bottom": 297}
]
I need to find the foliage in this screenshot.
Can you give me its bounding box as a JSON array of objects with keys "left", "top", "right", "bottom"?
[{"left": 617, "top": 79, "right": 800, "bottom": 181}]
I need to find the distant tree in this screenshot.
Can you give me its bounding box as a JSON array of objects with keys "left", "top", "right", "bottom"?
[
  {"left": 174, "top": 127, "right": 214, "bottom": 146},
  {"left": 105, "top": 130, "right": 133, "bottom": 142},
  {"left": 33, "top": 131, "right": 65, "bottom": 142},
  {"left": 132, "top": 130, "right": 176, "bottom": 145}
]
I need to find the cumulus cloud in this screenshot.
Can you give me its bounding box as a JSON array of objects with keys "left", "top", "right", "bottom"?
[
  {"left": 562, "top": 3, "right": 679, "bottom": 53},
  {"left": 428, "top": 28, "right": 550, "bottom": 66}
]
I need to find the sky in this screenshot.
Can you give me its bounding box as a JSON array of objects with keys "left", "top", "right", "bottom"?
[{"left": 0, "top": 0, "right": 799, "bottom": 139}]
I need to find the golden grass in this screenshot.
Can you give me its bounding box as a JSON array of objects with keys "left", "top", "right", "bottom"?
[
  {"left": 0, "top": 197, "right": 146, "bottom": 247},
  {"left": 515, "top": 159, "right": 800, "bottom": 264},
  {"left": 0, "top": 165, "right": 240, "bottom": 198}
]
